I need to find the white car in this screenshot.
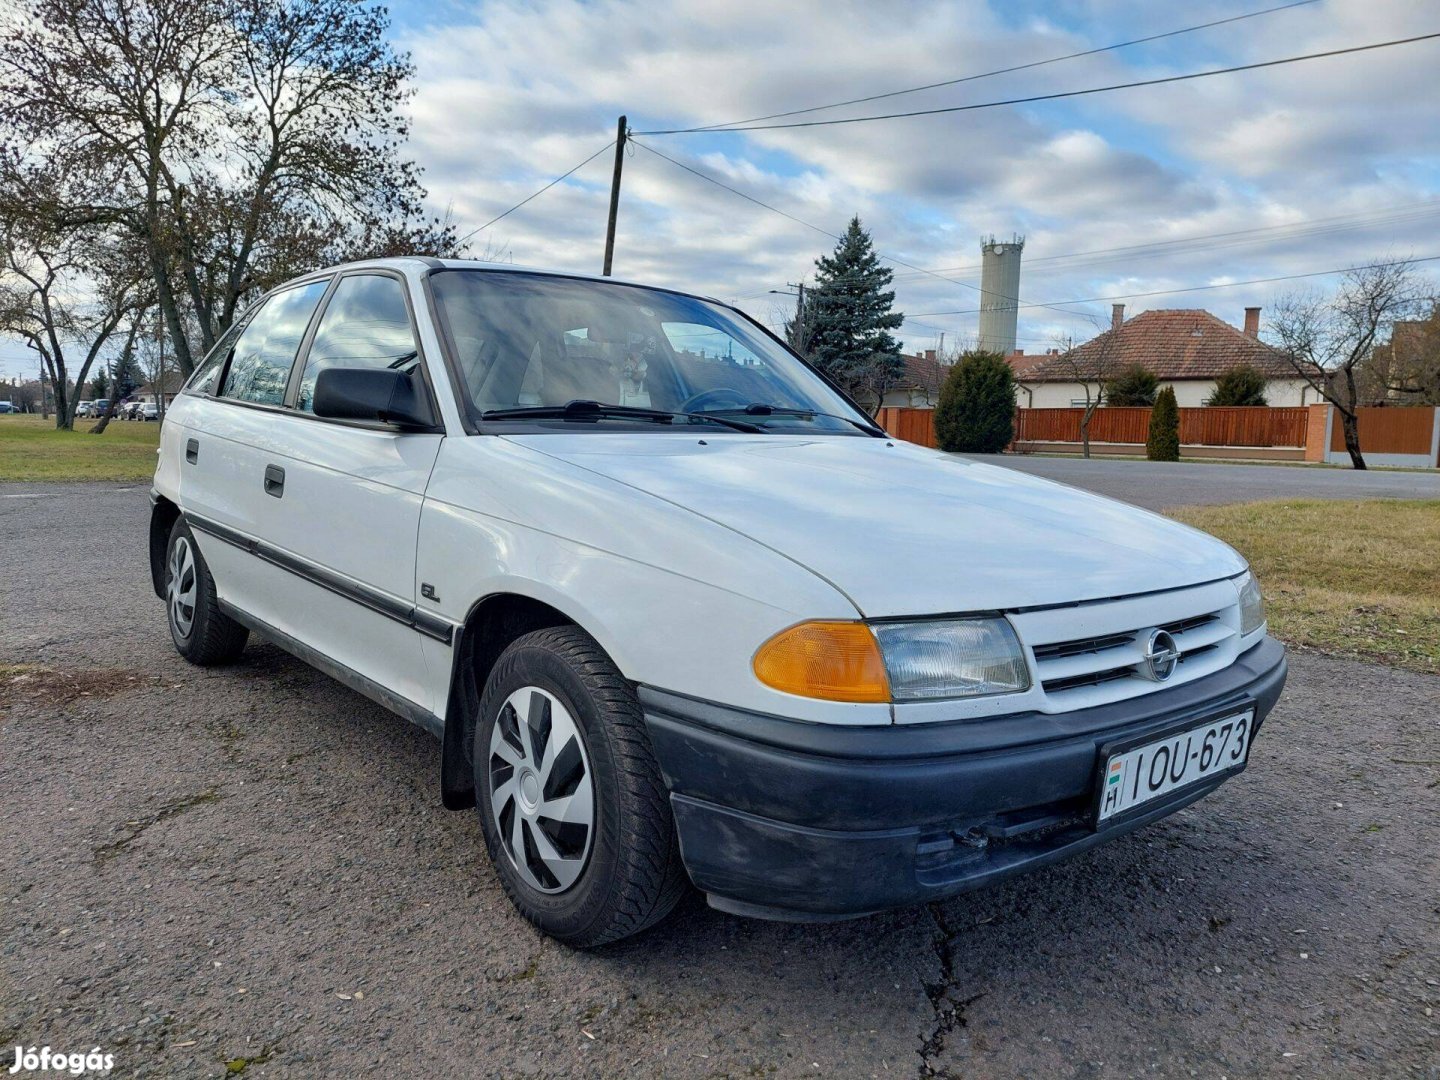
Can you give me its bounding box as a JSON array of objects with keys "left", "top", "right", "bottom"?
[{"left": 149, "top": 258, "right": 1286, "bottom": 946}]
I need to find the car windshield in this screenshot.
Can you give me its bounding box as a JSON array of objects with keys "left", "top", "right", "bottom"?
[{"left": 428, "top": 271, "right": 872, "bottom": 435}]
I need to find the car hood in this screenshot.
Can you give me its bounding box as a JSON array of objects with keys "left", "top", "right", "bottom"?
[{"left": 503, "top": 434, "right": 1246, "bottom": 618}]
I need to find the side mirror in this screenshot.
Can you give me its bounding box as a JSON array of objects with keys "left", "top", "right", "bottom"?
[{"left": 313, "top": 367, "right": 436, "bottom": 429}]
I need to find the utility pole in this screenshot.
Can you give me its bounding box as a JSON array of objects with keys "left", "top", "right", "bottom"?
[{"left": 602, "top": 115, "right": 627, "bottom": 277}]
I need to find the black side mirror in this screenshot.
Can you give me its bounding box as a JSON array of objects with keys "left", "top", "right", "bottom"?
[{"left": 313, "top": 367, "right": 436, "bottom": 429}]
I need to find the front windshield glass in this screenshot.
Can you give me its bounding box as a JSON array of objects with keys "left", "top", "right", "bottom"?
[{"left": 428, "top": 270, "right": 871, "bottom": 434}]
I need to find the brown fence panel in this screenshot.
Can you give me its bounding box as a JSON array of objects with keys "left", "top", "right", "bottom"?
[
  {"left": 1330, "top": 406, "right": 1438, "bottom": 454},
  {"left": 1180, "top": 406, "right": 1308, "bottom": 447},
  {"left": 876, "top": 407, "right": 937, "bottom": 448},
  {"left": 885, "top": 405, "right": 1322, "bottom": 451}
]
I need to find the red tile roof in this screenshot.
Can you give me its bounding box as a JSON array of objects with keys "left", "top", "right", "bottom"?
[
  {"left": 895, "top": 352, "right": 949, "bottom": 392},
  {"left": 1020, "top": 309, "right": 1299, "bottom": 382},
  {"left": 1004, "top": 350, "right": 1050, "bottom": 376}
]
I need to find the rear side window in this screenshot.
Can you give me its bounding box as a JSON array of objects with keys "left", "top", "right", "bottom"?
[
  {"left": 220, "top": 281, "right": 329, "bottom": 406},
  {"left": 184, "top": 318, "right": 249, "bottom": 396},
  {"left": 297, "top": 275, "right": 418, "bottom": 413}
]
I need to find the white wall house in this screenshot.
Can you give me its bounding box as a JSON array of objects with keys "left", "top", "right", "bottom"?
[{"left": 1017, "top": 306, "right": 1318, "bottom": 409}]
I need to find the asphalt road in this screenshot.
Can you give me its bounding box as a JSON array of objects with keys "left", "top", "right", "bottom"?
[
  {"left": 2, "top": 482, "right": 1437, "bottom": 1079},
  {"left": 973, "top": 454, "right": 1440, "bottom": 511}
]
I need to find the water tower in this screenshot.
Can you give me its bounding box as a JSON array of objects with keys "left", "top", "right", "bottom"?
[{"left": 978, "top": 234, "right": 1024, "bottom": 355}]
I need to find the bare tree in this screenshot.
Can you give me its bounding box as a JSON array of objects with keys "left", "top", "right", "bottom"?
[
  {"left": 0, "top": 0, "right": 462, "bottom": 376},
  {"left": 0, "top": 218, "right": 146, "bottom": 428},
  {"left": 1049, "top": 318, "right": 1123, "bottom": 458},
  {"left": 1357, "top": 301, "right": 1440, "bottom": 406},
  {"left": 1270, "top": 260, "right": 1427, "bottom": 469}
]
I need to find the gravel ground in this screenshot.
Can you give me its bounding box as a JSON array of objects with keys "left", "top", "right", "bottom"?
[
  {"left": 2, "top": 483, "right": 1437, "bottom": 1079},
  {"left": 970, "top": 455, "right": 1440, "bottom": 511}
]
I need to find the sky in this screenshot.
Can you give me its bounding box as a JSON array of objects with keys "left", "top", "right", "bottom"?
[{"left": 4, "top": 0, "right": 1439, "bottom": 381}]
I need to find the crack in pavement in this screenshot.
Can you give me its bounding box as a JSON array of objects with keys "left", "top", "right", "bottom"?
[
  {"left": 919, "top": 902, "right": 986, "bottom": 1078},
  {"left": 92, "top": 788, "right": 223, "bottom": 866}
]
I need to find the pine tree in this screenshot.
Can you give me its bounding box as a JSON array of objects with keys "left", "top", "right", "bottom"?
[
  {"left": 807, "top": 217, "right": 904, "bottom": 407},
  {"left": 89, "top": 367, "right": 109, "bottom": 399},
  {"left": 934, "top": 351, "right": 1016, "bottom": 453},
  {"left": 1205, "top": 363, "right": 1269, "bottom": 406},
  {"left": 1146, "top": 386, "right": 1180, "bottom": 461}
]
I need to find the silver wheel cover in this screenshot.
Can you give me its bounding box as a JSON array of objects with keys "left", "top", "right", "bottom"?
[
  {"left": 488, "top": 686, "right": 596, "bottom": 894},
  {"left": 168, "top": 536, "right": 197, "bottom": 639}
]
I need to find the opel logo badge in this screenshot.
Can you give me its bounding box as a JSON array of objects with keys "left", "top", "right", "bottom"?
[{"left": 1141, "top": 629, "right": 1180, "bottom": 682}]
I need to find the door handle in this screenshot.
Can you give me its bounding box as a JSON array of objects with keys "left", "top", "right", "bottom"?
[
  {"left": 263, "top": 464, "right": 285, "bottom": 498},
  {"left": 185, "top": 438, "right": 198, "bottom": 464}
]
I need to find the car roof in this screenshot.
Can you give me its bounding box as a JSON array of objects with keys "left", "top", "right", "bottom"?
[{"left": 289, "top": 257, "right": 722, "bottom": 303}]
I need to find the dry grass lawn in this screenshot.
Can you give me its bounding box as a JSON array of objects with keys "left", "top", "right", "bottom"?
[
  {"left": 0, "top": 413, "right": 160, "bottom": 482},
  {"left": 1170, "top": 499, "right": 1440, "bottom": 674}
]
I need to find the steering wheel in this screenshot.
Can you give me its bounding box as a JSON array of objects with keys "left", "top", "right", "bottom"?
[{"left": 680, "top": 387, "right": 750, "bottom": 413}]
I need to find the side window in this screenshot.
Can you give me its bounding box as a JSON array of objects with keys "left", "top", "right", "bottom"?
[
  {"left": 184, "top": 319, "right": 248, "bottom": 397},
  {"left": 297, "top": 275, "right": 418, "bottom": 412},
  {"left": 219, "top": 281, "right": 329, "bottom": 406}
]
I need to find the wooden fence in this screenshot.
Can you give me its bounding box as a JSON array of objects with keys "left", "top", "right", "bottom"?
[
  {"left": 875, "top": 406, "right": 938, "bottom": 448},
  {"left": 1330, "top": 405, "right": 1439, "bottom": 455},
  {"left": 1013, "top": 406, "right": 1310, "bottom": 448}
]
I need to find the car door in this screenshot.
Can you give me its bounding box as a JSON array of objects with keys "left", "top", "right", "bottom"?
[
  {"left": 244, "top": 269, "right": 447, "bottom": 715},
  {"left": 178, "top": 278, "right": 332, "bottom": 639}
]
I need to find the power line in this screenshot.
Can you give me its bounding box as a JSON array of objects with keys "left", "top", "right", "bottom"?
[
  {"left": 631, "top": 138, "right": 1083, "bottom": 317},
  {"left": 687, "top": 0, "right": 1319, "bottom": 132},
  {"left": 907, "top": 254, "right": 1440, "bottom": 317},
  {"left": 458, "top": 141, "right": 616, "bottom": 243},
  {"left": 635, "top": 32, "right": 1440, "bottom": 135},
  {"left": 727, "top": 199, "right": 1440, "bottom": 301}
]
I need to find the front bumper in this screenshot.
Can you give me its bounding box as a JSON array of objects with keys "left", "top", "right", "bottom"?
[{"left": 640, "top": 636, "right": 1287, "bottom": 921}]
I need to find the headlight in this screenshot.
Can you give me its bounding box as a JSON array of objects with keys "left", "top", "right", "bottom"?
[
  {"left": 753, "top": 617, "right": 1030, "bottom": 703},
  {"left": 1235, "top": 570, "right": 1266, "bottom": 637},
  {"left": 873, "top": 618, "right": 1030, "bottom": 700}
]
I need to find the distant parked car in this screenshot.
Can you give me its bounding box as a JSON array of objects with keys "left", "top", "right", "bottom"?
[
  {"left": 141, "top": 402, "right": 159, "bottom": 421},
  {"left": 92, "top": 399, "right": 110, "bottom": 416},
  {"left": 75, "top": 400, "right": 94, "bottom": 418},
  {"left": 0, "top": 401, "right": 14, "bottom": 414}
]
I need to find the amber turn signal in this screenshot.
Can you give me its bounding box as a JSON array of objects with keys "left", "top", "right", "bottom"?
[{"left": 752, "top": 621, "right": 891, "bottom": 703}]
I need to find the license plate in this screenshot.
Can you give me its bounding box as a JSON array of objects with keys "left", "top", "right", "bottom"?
[{"left": 1096, "top": 710, "right": 1253, "bottom": 824}]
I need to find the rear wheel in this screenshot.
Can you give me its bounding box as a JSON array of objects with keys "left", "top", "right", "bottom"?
[
  {"left": 473, "top": 626, "right": 687, "bottom": 947},
  {"left": 166, "top": 519, "right": 248, "bottom": 665}
]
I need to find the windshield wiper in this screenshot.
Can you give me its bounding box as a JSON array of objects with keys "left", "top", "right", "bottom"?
[
  {"left": 697, "top": 402, "right": 885, "bottom": 436},
  {"left": 480, "top": 399, "right": 764, "bottom": 433}
]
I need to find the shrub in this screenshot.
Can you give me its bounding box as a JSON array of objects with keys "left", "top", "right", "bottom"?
[
  {"left": 933, "top": 350, "right": 1016, "bottom": 453},
  {"left": 1146, "top": 386, "right": 1180, "bottom": 461},
  {"left": 1205, "top": 363, "right": 1269, "bottom": 406},
  {"left": 1105, "top": 363, "right": 1159, "bottom": 407}
]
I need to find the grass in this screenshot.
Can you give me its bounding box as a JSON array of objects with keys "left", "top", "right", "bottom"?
[
  {"left": 1169, "top": 500, "right": 1440, "bottom": 674},
  {"left": 0, "top": 412, "right": 160, "bottom": 482}
]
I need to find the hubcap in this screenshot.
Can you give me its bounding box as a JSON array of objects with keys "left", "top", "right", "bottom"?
[
  {"left": 168, "top": 536, "right": 197, "bottom": 639},
  {"left": 488, "top": 686, "right": 595, "bottom": 894}
]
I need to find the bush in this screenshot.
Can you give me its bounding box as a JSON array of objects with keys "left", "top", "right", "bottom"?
[
  {"left": 1205, "top": 363, "right": 1269, "bottom": 406},
  {"left": 1146, "top": 386, "right": 1180, "bottom": 461},
  {"left": 934, "top": 350, "right": 1015, "bottom": 453},
  {"left": 1105, "top": 363, "right": 1159, "bottom": 407}
]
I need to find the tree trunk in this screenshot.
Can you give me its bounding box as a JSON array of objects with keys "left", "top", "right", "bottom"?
[
  {"left": 1080, "top": 407, "right": 1094, "bottom": 458},
  {"left": 1339, "top": 408, "right": 1367, "bottom": 470}
]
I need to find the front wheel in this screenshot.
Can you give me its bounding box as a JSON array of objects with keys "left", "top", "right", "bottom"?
[{"left": 473, "top": 626, "right": 687, "bottom": 947}]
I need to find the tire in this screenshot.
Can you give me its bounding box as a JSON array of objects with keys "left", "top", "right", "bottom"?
[
  {"left": 165, "top": 518, "right": 248, "bottom": 665},
  {"left": 473, "top": 626, "right": 688, "bottom": 947}
]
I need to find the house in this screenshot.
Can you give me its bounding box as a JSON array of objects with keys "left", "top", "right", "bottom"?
[
  {"left": 1016, "top": 305, "right": 1319, "bottom": 408},
  {"left": 881, "top": 350, "right": 950, "bottom": 408}
]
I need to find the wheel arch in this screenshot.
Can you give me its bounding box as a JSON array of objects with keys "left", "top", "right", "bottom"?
[
  {"left": 440, "top": 591, "right": 583, "bottom": 810},
  {"left": 149, "top": 494, "right": 181, "bottom": 599}
]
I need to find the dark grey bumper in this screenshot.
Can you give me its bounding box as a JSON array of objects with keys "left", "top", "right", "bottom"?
[{"left": 640, "top": 636, "right": 1287, "bottom": 920}]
